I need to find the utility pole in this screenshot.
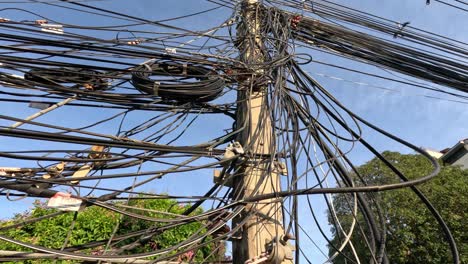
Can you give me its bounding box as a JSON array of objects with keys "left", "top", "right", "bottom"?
[{"left": 233, "top": 1, "right": 293, "bottom": 264}]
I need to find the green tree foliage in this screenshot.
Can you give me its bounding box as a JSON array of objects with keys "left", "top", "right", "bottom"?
[
  {"left": 328, "top": 152, "right": 467, "bottom": 264},
  {"left": 0, "top": 197, "right": 223, "bottom": 263}
]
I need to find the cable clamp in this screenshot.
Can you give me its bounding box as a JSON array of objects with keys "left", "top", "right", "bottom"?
[
  {"left": 153, "top": 81, "right": 160, "bottom": 96},
  {"left": 224, "top": 144, "right": 235, "bottom": 159},
  {"left": 165, "top": 47, "right": 177, "bottom": 54},
  {"left": 232, "top": 141, "right": 244, "bottom": 155},
  {"left": 265, "top": 235, "right": 295, "bottom": 264},
  {"left": 224, "top": 142, "right": 244, "bottom": 160},
  {"left": 0, "top": 17, "right": 10, "bottom": 23}
]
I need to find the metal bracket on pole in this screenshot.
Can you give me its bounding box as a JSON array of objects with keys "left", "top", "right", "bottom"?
[{"left": 265, "top": 235, "right": 295, "bottom": 264}]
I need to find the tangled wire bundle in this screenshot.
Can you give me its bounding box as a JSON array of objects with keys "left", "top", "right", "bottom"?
[
  {"left": 25, "top": 67, "right": 109, "bottom": 90},
  {"left": 0, "top": 0, "right": 466, "bottom": 263}
]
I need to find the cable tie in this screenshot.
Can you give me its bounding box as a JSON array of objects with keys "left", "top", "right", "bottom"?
[
  {"left": 153, "top": 81, "right": 160, "bottom": 96},
  {"left": 182, "top": 63, "right": 188, "bottom": 76},
  {"left": 35, "top": 19, "right": 48, "bottom": 25},
  {"left": 41, "top": 24, "right": 64, "bottom": 34},
  {"left": 207, "top": 147, "right": 213, "bottom": 157},
  {"left": 127, "top": 40, "right": 140, "bottom": 45},
  {"left": 165, "top": 47, "right": 177, "bottom": 54}
]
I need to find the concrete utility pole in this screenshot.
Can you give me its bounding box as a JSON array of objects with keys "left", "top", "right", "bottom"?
[{"left": 233, "top": 1, "right": 293, "bottom": 263}]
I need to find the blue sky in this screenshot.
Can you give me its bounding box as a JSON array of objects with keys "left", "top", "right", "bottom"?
[{"left": 0, "top": 0, "right": 466, "bottom": 262}]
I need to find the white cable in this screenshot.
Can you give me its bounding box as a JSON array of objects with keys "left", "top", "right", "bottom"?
[
  {"left": 309, "top": 138, "right": 360, "bottom": 264},
  {"left": 9, "top": 97, "right": 76, "bottom": 129}
]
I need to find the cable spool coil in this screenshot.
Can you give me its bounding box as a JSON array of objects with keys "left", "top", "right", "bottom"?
[{"left": 131, "top": 61, "right": 225, "bottom": 103}]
